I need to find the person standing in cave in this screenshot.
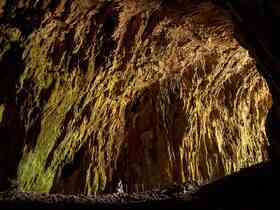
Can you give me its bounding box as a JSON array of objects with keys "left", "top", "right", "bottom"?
[{"left": 116, "top": 179, "right": 124, "bottom": 194}]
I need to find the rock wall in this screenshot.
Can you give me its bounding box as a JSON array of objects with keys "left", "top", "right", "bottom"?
[{"left": 0, "top": 0, "right": 271, "bottom": 194}]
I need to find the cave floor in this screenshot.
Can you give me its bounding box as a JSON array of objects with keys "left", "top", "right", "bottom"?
[{"left": 0, "top": 160, "right": 278, "bottom": 210}]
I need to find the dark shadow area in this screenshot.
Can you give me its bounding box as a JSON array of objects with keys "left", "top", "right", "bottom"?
[
  {"left": 191, "top": 160, "right": 280, "bottom": 210},
  {"left": 0, "top": 40, "right": 25, "bottom": 191},
  {"left": 50, "top": 145, "right": 87, "bottom": 195},
  {"left": 94, "top": 3, "right": 119, "bottom": 70},
  {"left": 0, "top": 0, "right": 61, "bottom": 37}
]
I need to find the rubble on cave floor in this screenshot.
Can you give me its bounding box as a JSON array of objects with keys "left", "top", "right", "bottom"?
[{"left": 0, "top": 161, "right": 279, "bottom": 210}]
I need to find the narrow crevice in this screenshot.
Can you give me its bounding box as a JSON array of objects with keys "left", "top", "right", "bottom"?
[
  {"left": 39, "top": 80, "right": 56, "bottom": 107},
  {"left": 25, "top": 107, "right": 42, "bottom": 151},
  {"left": 94, "top": 4, "right": 119, "bottom": 70},
  {"left": 141, "top": 10, "right": 164, "bottom": 42},
  {"left": 50, "top": 145, "right": 86, "bottom": 194}
]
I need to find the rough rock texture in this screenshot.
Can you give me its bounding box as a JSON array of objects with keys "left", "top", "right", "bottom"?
[{"left": 0, "top": 0, "right": 271, "bottom": 194}]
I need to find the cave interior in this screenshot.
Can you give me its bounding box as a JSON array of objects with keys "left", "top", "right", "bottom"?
[{"left": 0, "top": 0, "right": 280, "bottom": 209}]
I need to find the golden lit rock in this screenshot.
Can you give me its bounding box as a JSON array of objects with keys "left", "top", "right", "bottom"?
[{"left": 0, "top": 0, "right": 272, "bottom": 194}]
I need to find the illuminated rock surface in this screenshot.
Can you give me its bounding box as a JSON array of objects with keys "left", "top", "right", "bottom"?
[{"left": 0, "top": 0, "right": 271, "bottom": 194}]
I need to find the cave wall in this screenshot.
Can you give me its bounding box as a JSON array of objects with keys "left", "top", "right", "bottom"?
[{"left": 0, "top": 0, "right": 272, "bottom": 194}]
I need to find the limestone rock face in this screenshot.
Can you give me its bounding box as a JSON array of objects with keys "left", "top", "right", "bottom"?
[{"left": 0, "top": 0, "right": 271, "bottom": 194}]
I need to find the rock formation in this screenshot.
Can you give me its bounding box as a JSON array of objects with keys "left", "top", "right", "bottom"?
[{"left": 0, "top": 0, "right": 271, "bottom": 194}]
